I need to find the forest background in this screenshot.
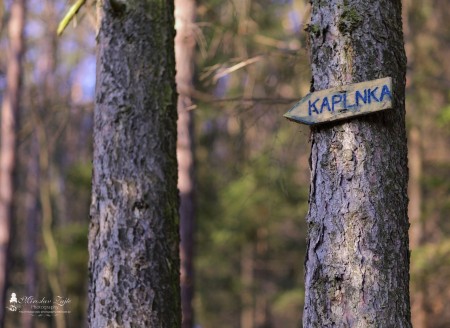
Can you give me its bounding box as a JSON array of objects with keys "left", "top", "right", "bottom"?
[{"left": 0, "top": 0, "right": 449, "bottom": 327}]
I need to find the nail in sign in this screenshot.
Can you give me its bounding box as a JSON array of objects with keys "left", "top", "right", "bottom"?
[{"left": 284, "top": 77, "right": 393, "bottom": 126}]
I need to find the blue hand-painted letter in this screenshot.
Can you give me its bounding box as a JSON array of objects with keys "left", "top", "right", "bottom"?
[{"left": 309, "top": 98, "right": 320, "bottom": 116}]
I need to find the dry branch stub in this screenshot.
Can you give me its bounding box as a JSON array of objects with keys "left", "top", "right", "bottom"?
[{"left": 284, "top": 77, "right": 392, "bottom": 126}]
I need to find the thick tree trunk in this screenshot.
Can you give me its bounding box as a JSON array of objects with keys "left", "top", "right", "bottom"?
[
  {"left": 175, "top": 0, "right": 196, "bottom": 327},
  {"left": 88, "top": 1, "right": 180, "bottom": 327},
  {"left": 303, "top": 0, "right": 411, "bottom": 327},
  {"left": 0, "top": 0, "right": 25, "bottom": 324}
]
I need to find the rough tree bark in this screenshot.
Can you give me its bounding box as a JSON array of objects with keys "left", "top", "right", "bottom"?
[
  {"left": 0, "top": 0, "right": 25, "bottom": 324},
  {"left": 88, "top": 1, "right": 180, "bottom": 327},
  {"left": 303, "top": 0, "right": 411, "bottom": 327},
  {"left": 175, "top": 0, "right": 196, "bottom": 327}
]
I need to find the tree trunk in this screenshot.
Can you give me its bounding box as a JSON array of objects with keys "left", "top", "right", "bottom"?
[
  {"left": 88, "top": 1, "right": 180, "bottom": 327},
  {"left": 408, "top": 124, "right": 426, "bottom": 328},
  {"left": 21, "top": 137, "right": 39, "bottom": 328},
  {"left": 35, "top": 2, "right": 66, "bottom": 327},
  {"left": 175, "top": 1, "right": 196, "bottom": 327},
  {"left": 303, "top": 0, "right": 411, "bottom": 327},
  {"left": 240, "top": 244, "right": 255, "bottom": 328},
  {"left": 402, "top": 1, "right": 426, "bottom": 324},
  {"left": 0, "top": 0, "right": 25, "bottom": 324}
]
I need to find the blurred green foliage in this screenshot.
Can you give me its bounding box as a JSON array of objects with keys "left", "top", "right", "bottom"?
[
  {"left": 55, "top": 223, "right": 89, "bottom": 324},
  {"left": 193, "top": 1, "right": 311, "bottom": 326}
]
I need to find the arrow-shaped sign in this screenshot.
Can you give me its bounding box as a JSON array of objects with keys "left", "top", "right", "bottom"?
[{"left": 284, "top": 77, "right": 393, "bottom": 126}]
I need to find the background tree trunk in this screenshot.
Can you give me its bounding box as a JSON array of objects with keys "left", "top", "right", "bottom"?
[
  {"left": 408, "top": 123, "right": 426, "bottom": 328},
  {"left": 303, "top": 0, "right": 411, "bottom": 326},
  {"left": 88, "top": 1, "right": 180, "bottom": 327},
  {"left": 175, "top": 0, "right": 196, "bottom": 327},
  {"left": 240, "top": 244, "right": 255, "bottom": 328},
  {"left": 21, "top": 137, "right": 39, "bottom": 328},
  {"left": 0, "top": 0, "right": 25, "bottom": 324},
  {"left": 402, "top": 1, "right": 426, "bottom": 325},
  {"left": 35, "top": 1, "right": 66, "bottom": 327}
]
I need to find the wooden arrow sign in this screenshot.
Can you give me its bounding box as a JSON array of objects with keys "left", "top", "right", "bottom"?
[{"left": 284, "top": 77, "right": 393, "bottom": 126}]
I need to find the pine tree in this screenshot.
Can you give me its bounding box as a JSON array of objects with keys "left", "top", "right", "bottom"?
[
  {"left": 303, "top": 0, "right": 411, "bottom": 326},
  {"left": 175, "top": 0, "right": 196, "bottom": 327},
  {"left": 88, "top": 1, "right": 180, "bottom": 326},
  {"left": 0, "top": 0, "right": 26, "bottom": 324}
]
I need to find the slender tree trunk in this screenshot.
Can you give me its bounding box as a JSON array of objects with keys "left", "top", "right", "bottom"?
[
  {"left": 88, "top": 1, "right": 180, "bottom": 327},
  {"left": 303, "top": 0, "right": 411, "bottom": 327},
  {"left": 37, "top": 2, "right": 67, "bottom": 327},
  {"left": 408, "top": 119, "right": 426, "bottom": 328},
  {"left": 175, "top": 1, "right": 196, "bottom": 327},
  {"left": 240, "top": 244, "right": 255, "bottom": 328},
  {"left": 0, "top": 0, "right": 25, "bottom": 324},
  {"left": 255, "top": 228, "right": 270, "bottom": 328},
  {"left": 21, "top": 137, "right": 39, "bottom": 328},
  {"left": 402, "top": 1, "right": 426, "bottom": 325}
]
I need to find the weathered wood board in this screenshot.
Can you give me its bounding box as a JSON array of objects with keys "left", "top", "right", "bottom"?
[{"left": 284, "top": 77, "right": 393, "bottom": 126}]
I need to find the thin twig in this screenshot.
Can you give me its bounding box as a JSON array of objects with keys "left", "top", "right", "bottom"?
[{"left": 213, "top": 55, "right": 263, "bottom": 82}]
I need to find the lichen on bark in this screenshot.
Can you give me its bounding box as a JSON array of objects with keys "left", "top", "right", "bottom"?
[{"left": 338, "top": 7, "right": 362, "bottom": 34}]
